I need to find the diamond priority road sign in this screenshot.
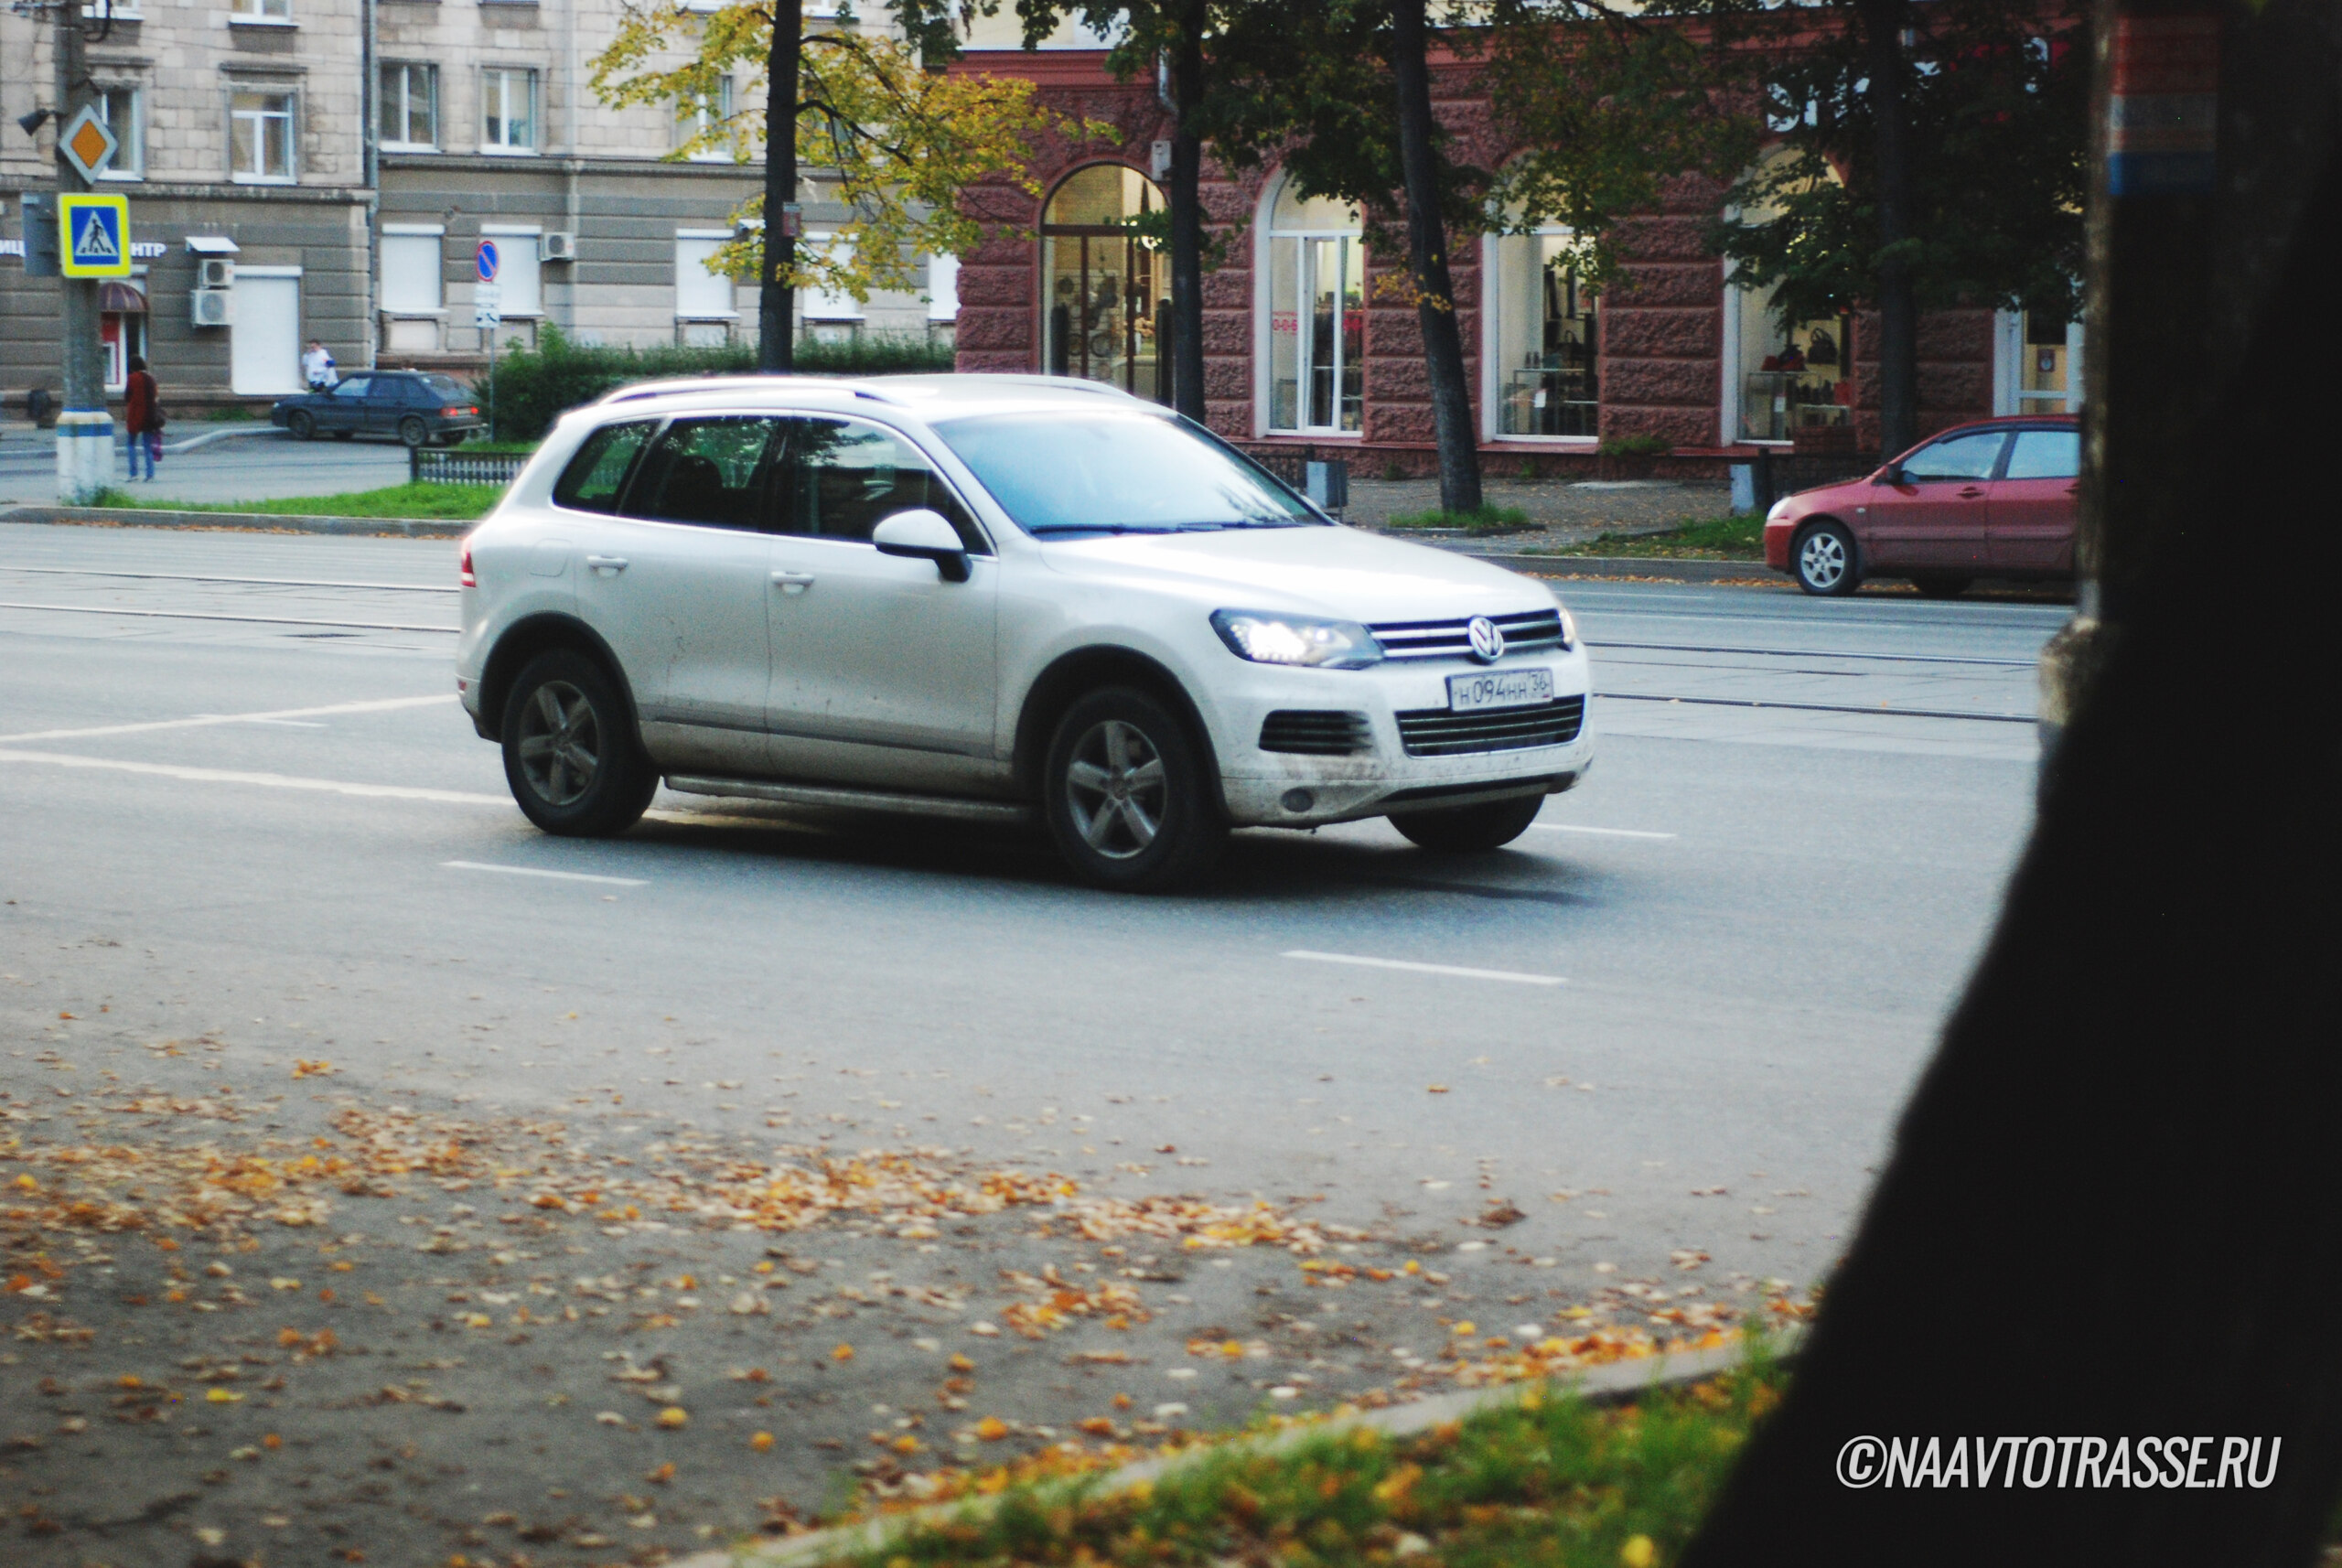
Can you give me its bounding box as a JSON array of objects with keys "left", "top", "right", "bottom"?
[
  {"left": 58, "top": 105, "right": 118, "bottom": 185},
  {"left": 58, "top": 193, "right": 132, "bottom": 279}
]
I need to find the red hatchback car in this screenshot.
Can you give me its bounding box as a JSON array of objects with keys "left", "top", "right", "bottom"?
[{"left": 1762, "top": 415, "right": 2079, "bottom": 596}]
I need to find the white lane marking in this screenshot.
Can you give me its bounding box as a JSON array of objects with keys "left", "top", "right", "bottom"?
[
  {"left": 444, "top": 861, "right": 646, "bottom": 887},
  {"left": 0, "top": 748, "right": 506, "bottom": 805},
  {"left": 1282, "top": 950, "right": 1564, "bottom": 986},
  {"left": 0, "top": 564, "right": 456, "bottom": 594},
  {"left": 0, "top": 601, "right": 457, "bottom": 633},
  {"left": 0, "top": 694, "right": 452, "bottom": 746},
  {"left": 1529, "top": 823, "right": 1677, "bottom": 841}
]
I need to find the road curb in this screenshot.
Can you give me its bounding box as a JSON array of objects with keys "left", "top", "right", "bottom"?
[
  {"left": 0, "top": 505, "right": 467, "bottom": 539},
  {"left": 682, "top": 1329, "right": 1801, "bottom": 1568},
  {"left": 1462, "top": 553, "right": 1778, "bottom": 584}
]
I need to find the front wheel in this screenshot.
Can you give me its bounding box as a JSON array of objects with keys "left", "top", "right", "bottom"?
[
  {"left": 1390, "top": 794, "right": 1546, "bottom": 853},
  {"left": 1794, "top": 521, "right": 1860, "bottom": 596},
  {"left": 500, "top": 650, "right": 657, "bottom": 837},
  {"left": 285, "top": 409, "right": 315, "bottom": 440},
  {"left": 398, "top": 415, "right": 430, "bottom": 448},
  {"left": 1043, "top": 688, "right": 1225, "bottom": 892}
]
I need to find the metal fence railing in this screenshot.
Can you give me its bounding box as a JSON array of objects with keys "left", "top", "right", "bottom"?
[
  {"left": 1750, "top": 448, "right": 1882, "bottom": 510},
  {"left": 1238, "top": 447, "right": 1350, "bottom": 514},
  {"left": 412, "top": 446, "right": 530, "bottom": 487}
]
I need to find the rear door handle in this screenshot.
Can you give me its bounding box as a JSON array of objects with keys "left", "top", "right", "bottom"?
[
  {"left": 771, "top": 570, "right": 815, "bottom": 596},
  {"left": 584, "top": 555, "right": 628, "bottom": 574}
]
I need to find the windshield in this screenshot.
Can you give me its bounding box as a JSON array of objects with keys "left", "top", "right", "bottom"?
[{"left": 930, "top": 410, "right": 1322, "bottom": 534}]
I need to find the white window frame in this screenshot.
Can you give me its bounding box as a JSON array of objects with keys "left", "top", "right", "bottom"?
[
  {"left": 480, "top": 222, "right": 543, "bottom": 317},
  {"left": 379, "top": 62, "right": 438, "bottom": 153},
  {"left": 380, "top": 223, "right": 446, "bottom": 317},
  {"left": 800, "top": 232, "right": 863, "bottom": 322},
  {"left": 228, "top": 87, "right": 297, "bottom": 186},
  {"left": 1993, "top": 308, "right": 2085, "bottom": 416},
  {"left": 479, "top": 67, "right": 539, "bottom": 156},
  {"left": 230, "top": 0, "right": 294, "bottom": 24},
  {"left": 1253, "top": 174, "right": 1365, "bottom": 439},
  {"left": 675, "top": 76, "right": 736, "bottom": 161},
  {"left": 95, "top": 85, "right": 143, "bottom": 180},
  {"left": 674, "top": 229, "right": 738, "bottom": 321},
  {"left": 1480, "top": 223, "right": 1598, "bottom": 446}
]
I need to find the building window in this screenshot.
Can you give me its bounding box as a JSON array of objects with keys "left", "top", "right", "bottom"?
[
  {"left": 1488, "top": 227, "right": 1595, "bottom": 439},
  {"left": 481, "top": 69, "right": 538, "bottom": 154},
  {"left": 675, "top": 232, "right": 736, "bottom": 324},
  {"left": 1732, "top": 283, "right": 1852, "bottom": 442},
  {"left": 2016, "top": 310, "right": 2082, "bottom": 413},
  {"left": 102, "top": 291, "right": 147, "bottom": 390},
  {"left": 481, "top": 229, "right": 542, "bottom": 315},
  {"left": 926, "top": 252, "right": 960, "bottom": 323},
  {"left": 1039, "top": 166, "right": 1168, "bottom": 402},
  {"left": 230, "top": 91, "right": 295, "bottom": 183},
  {"left": 381, "top": 231, "right": 444, "bottom": 315},
  {"left": 799, "top": 232, "right": 863, "bottom": 343},
  {"left": 95, "top": 86, "right": 143, "bottom": 179},
  {"left": 675, "top": 77, "right": 735, "bottom": 160},
  {"left": 1262, "top": 175, "right": 1363, "bottom": 435},
  {"left": 231, "top": 0, "right": 292, "bottom": 20},
  {"left": 380, "top": 63, "right": 437, "bottom": 151}
]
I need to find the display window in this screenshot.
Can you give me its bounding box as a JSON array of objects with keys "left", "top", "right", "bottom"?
[
  {"left": 1262, "top": 175, "right": 1364, "bottom": 435},
  {"left": 1488, "top": 227, "right": 1595, "bottom": 439},
  {"left": 1040, "top": 165, "right": 1169, "bottom": 403}
]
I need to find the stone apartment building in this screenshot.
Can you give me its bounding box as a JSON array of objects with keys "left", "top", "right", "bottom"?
[{"left": 0, "top": 0, "right": 951, "bottom": 410}]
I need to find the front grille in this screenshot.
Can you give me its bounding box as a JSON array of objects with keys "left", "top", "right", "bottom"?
[
  {"left": 1395, "top": 696, "right": 1585, "bottom": 757},
  {"left": 1259, "top": 709, "right": 1373, "bottom": 756},
  {"left": 1369, "top": 609, "right": 1565, "bottom": 661}
]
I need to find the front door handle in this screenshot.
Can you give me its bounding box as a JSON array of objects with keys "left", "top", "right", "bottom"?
[
  {"left": 771, "top": 570, "right": 815, "bottom": 596},
  {"left": 584, "top": 555, "right": 629, "bottom": 574},
  {"left": 1957, "top": 486, "right": 1985, "bottom": 499}
]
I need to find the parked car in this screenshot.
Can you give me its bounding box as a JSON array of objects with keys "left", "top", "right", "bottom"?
[
  {"left": 1763, "top": 414, "right": 2079, "bottom": 596},
  {"left": 456, "top": 375, "right": 1595, "bottom": 890},
  {"left": 271, "top": 371, "right": 484, "bottom": 448}
]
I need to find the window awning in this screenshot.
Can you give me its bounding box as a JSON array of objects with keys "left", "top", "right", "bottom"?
[
  {"left": 184, "top": 235, "right": 241, "bottom": 255},
  {"left": 99, "top": 280, "right": 146, "bottom": 312}
]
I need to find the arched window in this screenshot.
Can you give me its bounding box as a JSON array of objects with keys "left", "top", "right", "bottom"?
[
  {"left": 1485, "top": 215, "right": 1596, "bottom": 440},
  {"left": 1262, "top": 176, "right": 1364, "bottom": 435},
  {"left": 1041, "top": 165, "right": 1170, "bottom": 402},
  {"left": 1723, "top": 150, "right": 1854, "bottom": 443}
]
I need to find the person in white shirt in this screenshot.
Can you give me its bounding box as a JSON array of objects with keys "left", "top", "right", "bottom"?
[{"left": 302, "top": 340, "right": 338, "bottom": 391}]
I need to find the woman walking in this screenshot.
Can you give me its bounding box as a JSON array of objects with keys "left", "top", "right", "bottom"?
[{"left": 124, "top": 356, "right": 162, "bottom": 482}]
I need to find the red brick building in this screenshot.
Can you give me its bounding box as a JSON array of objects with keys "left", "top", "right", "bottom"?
[{"left": 949, "top": 46, "right": 2081, "bottom": 475}]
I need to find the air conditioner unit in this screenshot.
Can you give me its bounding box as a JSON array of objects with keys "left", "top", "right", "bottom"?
[
  {"left": 190, "top": 288, "right": 233, "bottom": 328},
  {"left": 539, "top": 231, "right": 577, "bottom": 263},
  {"left": 197, "top": 258, "right": 235, "bottom": 288}
]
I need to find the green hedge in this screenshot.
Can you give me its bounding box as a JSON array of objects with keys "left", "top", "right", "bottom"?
[{"left": 478, "top": 324, "right": 956, "bottom": 441}]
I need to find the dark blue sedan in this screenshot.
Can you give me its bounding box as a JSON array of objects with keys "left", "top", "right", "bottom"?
[{"left": 271, "top": 371, "right": 484, "bottom": 448}]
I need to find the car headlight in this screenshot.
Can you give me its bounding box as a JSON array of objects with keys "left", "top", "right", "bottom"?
[
  {"left": 1766, "top": 498, "right": 1794, "bottom": 524},
  {"left": 1210, "top": 610, "right": 1382, "bottom": 669},
  {"left": 1555, "top": 602, "right": 1579, "bottom": 650}
]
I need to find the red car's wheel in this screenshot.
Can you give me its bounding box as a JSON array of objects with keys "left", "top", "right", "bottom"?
[{"left": 1794, "top": 521, "right": 1860, "bottom": 596}]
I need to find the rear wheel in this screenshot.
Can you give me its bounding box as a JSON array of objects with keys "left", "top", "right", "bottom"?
[
  {"left": 1911, "top": 575, "right": 1973, "bottom": 598},
  {"left": 398, "top": 415, "right": 430, "bottom": 448},
  {"left": 500, "top": 650, "right": 657, "bottom": 837},
  {"left": 1043, "top": 688, "right": 1225, "bottom": 891},
  {"left": 1389, "top": 794, "right": 1546, "bottom": 853},
  {"left": 1794, "top": 521, "right": 1860, "bottom": 596},
  {"left": 285, "top": 409, "right": 315, "bottom": 440}
]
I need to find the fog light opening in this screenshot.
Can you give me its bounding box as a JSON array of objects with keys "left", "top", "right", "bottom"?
[{"left": 1280, "top": 789, "right": 1316, "bottom": 814}]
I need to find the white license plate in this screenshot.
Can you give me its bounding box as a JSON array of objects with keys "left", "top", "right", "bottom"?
[{"left": 1446, "top": 668, "right": 1553, "bottom": 713}]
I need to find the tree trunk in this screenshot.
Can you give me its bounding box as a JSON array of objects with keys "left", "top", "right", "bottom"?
[
  {"left": 758, "top": 0, "right": 802, "bottom": 373},
  {"left": 1388, "top": 0, "right": 1481, "bottom": 513},
  {"left": 1678, "top": 102, "right": 2342, "bottom": 1568},
  {"left": 1166, "top": 6, "right": 1209, "bottom": 423},
  {"left": 1855, "top": 0, "right": 1917, "bottom": 456}
]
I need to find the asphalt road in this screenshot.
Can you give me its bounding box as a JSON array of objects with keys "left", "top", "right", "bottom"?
[{"left": 0, "top": 522, "right": 2064, "bottom": 1563}]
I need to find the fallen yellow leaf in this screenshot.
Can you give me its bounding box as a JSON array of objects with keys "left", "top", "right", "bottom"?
[
  {"left": 831, "top": 1343, "right": 855, "bottom": 1362},
  {"left": 656, "top": 1407, "right": 688, "bottom": 1429},
  {"left": 207, "top": 1388, "right": 243, "bottom": 1403},
  {"left": 1427, "top": 1085, "right": 1450, "bottom": 1094},
  {"left": 750, "top": 1431, "right": 776, "bottom": 1453},
  {"left": 948, "top": 1353, "right": 975, "bottom": 1373},
  {"left": 975, "top": 1416, "right": 1009, "bottom": 1441}
]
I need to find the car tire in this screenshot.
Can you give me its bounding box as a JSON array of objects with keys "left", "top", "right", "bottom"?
[
  {"left": 285, "top": 410, "right": 315, "bottom": 441},
  {"left": 1389, "top": 794, "right": 1546, "bottom": 853},
  {"left": 1910, "top": 575, "right": 1973, "bottom": 598},
  {"left": 1793, "top": 521, "right": 1860, "bottom": 596},
  {"left": 399, "top": 416, "right": 430, "bottom": 449},
  {"left": 500, "top": 650, "right": 658, "bottom": 838},
  {"left": 1043, "top": 687, "right": 1226, "bottom": 892}
]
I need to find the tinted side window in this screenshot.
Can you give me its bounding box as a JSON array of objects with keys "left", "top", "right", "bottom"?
[
  {"left": 552, "top": 421, "right": 657, "bottom": 515},
  {"left": 1901, "top": 430, "right": 2008, "bottom": 482},
  {"left": 331, "top": 377, "right": 372, "bottom": 401},
  {"left": 2004, "top": 429, "right": 2079, "bottom": 480},
  {"left": 779, "top": 417, "right": 987, "bottom": 552},
  {"left": 621, "top": 416, "right": 785, "bottom": 532}
]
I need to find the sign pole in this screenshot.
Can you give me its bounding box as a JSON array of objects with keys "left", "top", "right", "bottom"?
[
  {"left": 474, "top": 239, "right": 502, "bottom": 441},
  {"left": 52, "top": 3, "right": 110, "bottom": 504}
]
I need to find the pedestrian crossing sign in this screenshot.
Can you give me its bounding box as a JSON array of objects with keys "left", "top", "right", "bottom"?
[{"left": 59, "top": 194, "right": 132, "bottom": 278}]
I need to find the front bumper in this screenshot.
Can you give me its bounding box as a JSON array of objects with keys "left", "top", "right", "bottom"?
[
  {"left": 1209, "top": 650, "right": 1595, "bottom": 827},
  {"left": 1763, "top": 517, "right": 1797, "bottom": 570}
]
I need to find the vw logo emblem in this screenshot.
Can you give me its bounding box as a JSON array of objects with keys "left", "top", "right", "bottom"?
[{"left": 1466, "top": 616, "right": 1506, "bottom": 664}]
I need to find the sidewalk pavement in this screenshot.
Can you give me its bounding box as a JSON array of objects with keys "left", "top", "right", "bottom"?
[{"left": 0, "top": 418, "right": 413, "bottom": 508}]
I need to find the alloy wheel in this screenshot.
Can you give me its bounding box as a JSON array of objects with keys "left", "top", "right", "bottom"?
[
  {"left": 1063, "top": 719, "right": 1167, "bottom": 860},
  {"left": 1799, "top": 530, "right": 1848, "bottom": 591},
  {"left": 515, "top": 681, "right": 601, "bottom": 806}
]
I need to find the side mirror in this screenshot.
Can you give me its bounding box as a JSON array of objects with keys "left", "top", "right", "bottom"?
[
  {"left": 871, "top": 509, "right": 972, "bottom": 584},
  {"left": 1877, "top": 463, "right": 1903, "bottom": 486}
]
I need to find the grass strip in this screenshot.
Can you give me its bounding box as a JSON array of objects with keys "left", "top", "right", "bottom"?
[
  {"left": 1383, "top": 506, "right": 1537, "bottom": 537},
  {"left": 1532, "top": 517, "right": 1765, "bottom": 561},
  {"left": 813, "top": 1351, "right": 1785, "bottom": 1568},
  {"left": 90, "top": 482, "right": 504, "bottom": 521}
]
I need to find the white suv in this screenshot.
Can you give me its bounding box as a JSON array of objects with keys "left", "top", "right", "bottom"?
[{"left": 456, "top": 375, "right": 1594, "bottom": 889}]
